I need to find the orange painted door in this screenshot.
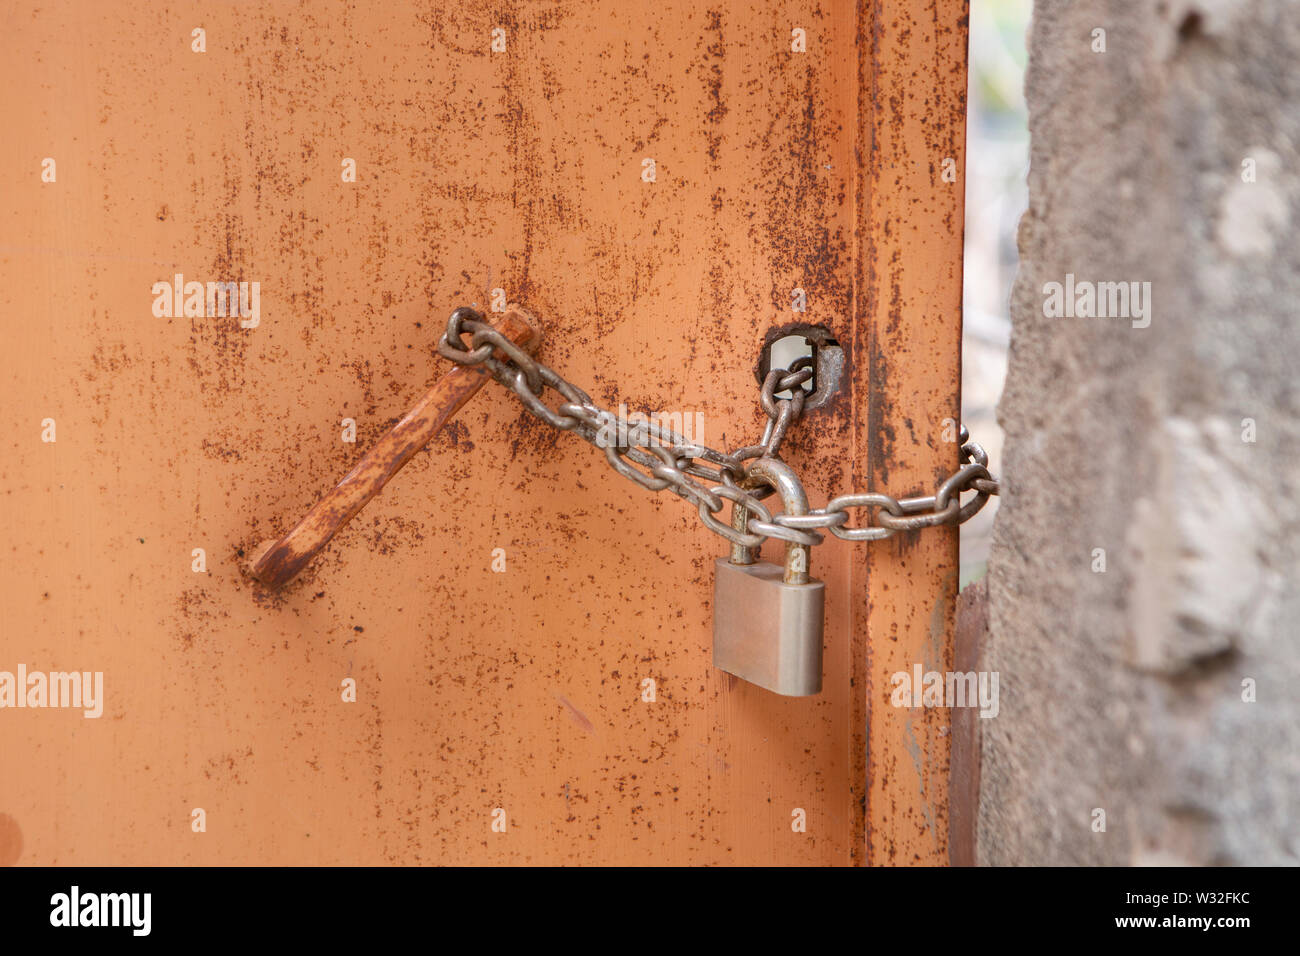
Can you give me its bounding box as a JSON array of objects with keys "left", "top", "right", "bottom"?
[{"left": 0, "top": 0, "right": 966, "bottom": 865}]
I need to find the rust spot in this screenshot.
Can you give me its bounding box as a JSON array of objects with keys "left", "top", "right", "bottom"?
[{"left": 0, "top": 814, "right": 22, "bottom": 866}]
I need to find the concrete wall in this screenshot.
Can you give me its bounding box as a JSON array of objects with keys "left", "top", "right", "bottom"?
[{"left": 980, "top": 0, "right": 1300, "bottom": 865}]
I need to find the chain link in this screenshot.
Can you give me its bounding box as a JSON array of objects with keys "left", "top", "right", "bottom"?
[{"left": 439, "top": 308, "right": 1000, "bottom": 549}]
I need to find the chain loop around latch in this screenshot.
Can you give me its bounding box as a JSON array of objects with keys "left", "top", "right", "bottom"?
[
  {"left": 438, "top": 307, "right": 497, "bottom": 365},
  {"left": 698, "top": 484, "right": 771, "bottom": 549},
  {"left": 438, "top": 307, "right": 1001, "bottom": 552},
  {"left": 757, "top": 357, "right": 814, "bottom": 459}
]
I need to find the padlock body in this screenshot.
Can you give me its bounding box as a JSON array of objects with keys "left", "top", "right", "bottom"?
[{"left": 712, "top": 557, "right": 825, "bottom": 696}]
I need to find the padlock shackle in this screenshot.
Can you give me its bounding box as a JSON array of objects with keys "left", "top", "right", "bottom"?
[{"left": 728, "top": 457, "right": 813, "bottom": 584}]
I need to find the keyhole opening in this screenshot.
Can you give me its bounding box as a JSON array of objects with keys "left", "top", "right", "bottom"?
[
  {"left": 756, "top": 324, "right": 843, "bottom": 411},
  {"left": 767, "top": 335, "right": 815, "bottom": 397}
]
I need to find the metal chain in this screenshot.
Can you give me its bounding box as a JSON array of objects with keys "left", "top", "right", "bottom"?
[{"left": 438, "top": 307, "right": 1000, "bottom": 549}]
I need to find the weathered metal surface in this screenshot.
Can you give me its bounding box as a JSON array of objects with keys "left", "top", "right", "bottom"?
[
  {"left": 852, "top": 0, "right": 970, "bottom": 865},
  {"left": 0, "top": 0, "right": 966, "bottom": 865}
]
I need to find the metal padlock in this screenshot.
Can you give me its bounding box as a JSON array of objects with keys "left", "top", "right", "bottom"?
[{"left": 712, "top": 458, "right": 825, "bottom": 696}]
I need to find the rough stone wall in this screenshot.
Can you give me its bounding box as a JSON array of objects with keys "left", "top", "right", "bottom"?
[{"left": 980, "top": 0, "right": 1300, "bottom": 865}]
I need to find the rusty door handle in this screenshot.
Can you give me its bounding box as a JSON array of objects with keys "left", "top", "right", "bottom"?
[{"left": 249, "top": 307, "right": 539, "bottom": 589}]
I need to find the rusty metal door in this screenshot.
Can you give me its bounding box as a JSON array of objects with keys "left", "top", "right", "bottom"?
[{"left": 0, "top": 0, "right": 967, "bottom": 866}]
